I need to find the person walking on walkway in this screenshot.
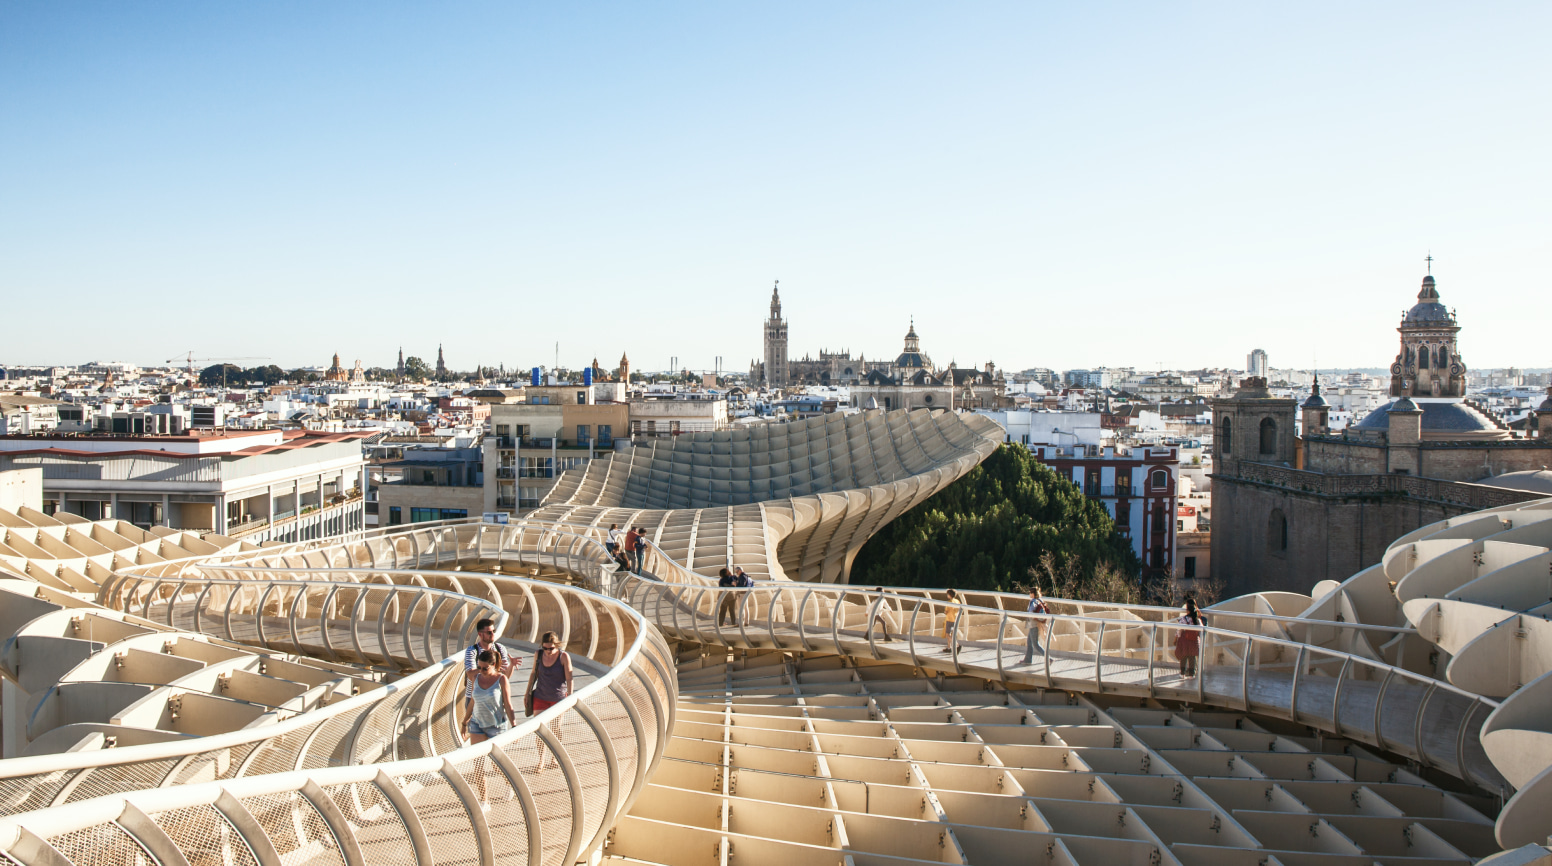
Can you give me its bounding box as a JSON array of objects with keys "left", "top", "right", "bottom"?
[
  {"left": 465, "top": 618, "right": 518, "bottom": 700},
  {"left": 869, "top": 587, "right": 898, "bottom": 642},
  {"left": 1021, "top": 586, "right": 1049, "bottom": 664},
  {"left": 1174, "top": 598, "right": 1208, "bottom": 679},
  {"left": 941, "top": 589, "right": 962, "bottom": 655},
  {"left": 527, "top": 630, "right": 573, "bottom": 773},
  {"left": 622, "top": 526, "right": 640, "bottom": 573},
  {"left": 716, "top": 567, "right": 741, "bottom": 627},
  {"left": 461, "top": 649, "right": 518, "bottom": 809}
]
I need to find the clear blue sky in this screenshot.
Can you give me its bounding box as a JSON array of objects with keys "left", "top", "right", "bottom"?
[{"left": 3, "top": 3, "right": 1548, "bottom": 374}]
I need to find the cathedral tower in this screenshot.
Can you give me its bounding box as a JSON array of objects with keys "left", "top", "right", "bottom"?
[
  {"left": 435, "top": 344, "right": 448, "bottom": 379},
  {"left": 1389, "top": 273, "right": 1465, "bottom": 399},
  {"left": 763, "top": 281, "right": 789, "bottom": 386}
]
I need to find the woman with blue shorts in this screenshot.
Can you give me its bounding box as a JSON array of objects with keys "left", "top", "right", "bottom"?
[{"left": 461, "top": 649, "right": 519, "bottom": 808}]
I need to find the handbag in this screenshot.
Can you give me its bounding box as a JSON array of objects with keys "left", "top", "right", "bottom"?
[{"left": 523, "top": 689, "right": 535, "bottom": 717}]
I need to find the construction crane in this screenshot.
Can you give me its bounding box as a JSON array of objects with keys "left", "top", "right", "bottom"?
[{"left": 166, "top": 352, "right": 270, "bottom": 379}]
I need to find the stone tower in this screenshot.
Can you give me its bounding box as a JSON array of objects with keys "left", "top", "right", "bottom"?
[
  {"left": 763, "top": 282, "right": 789, "bottom": 387},
  {"left": 396, "top": 347, "right": 405, "bottom": 379},
  {"left": 1301, "top": 374, "right": 1330, "bottom": 437},
  {"left": 1390, "top": 274, "right": 1465, "bottom": 399},
  {"left": 435, "top": 344, "right": 447, "bottom": 379},
  {"left": 619, "top": 352, "right": 631, "bottom": 384},
  {"left": 1209, "top": 377, "right": 1297, "bottom": 478}
]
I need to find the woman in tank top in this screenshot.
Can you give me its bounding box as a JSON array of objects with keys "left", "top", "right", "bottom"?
[
  {"left": 462, "top": 649, "right": 519, "bottom": 809},
  {"left": 526, "top": 630, "right": 573, "bottom": 772}
]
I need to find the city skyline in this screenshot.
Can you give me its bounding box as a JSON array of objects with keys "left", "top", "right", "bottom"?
[{"left": 3, "top": 4, "right": 1548, "bottom": 370}]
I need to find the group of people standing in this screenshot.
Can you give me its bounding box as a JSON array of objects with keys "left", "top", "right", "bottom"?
[
  {"left": 606, "top": 523, "right": 650, "bottom": 575},
  {"left": 457, "top": 618, "right": 576, "bottom": 809}
]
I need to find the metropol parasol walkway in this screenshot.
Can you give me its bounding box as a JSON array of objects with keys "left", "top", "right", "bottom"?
[{"left": 1, "top": 409, "right": 1550, "bottom": 865}]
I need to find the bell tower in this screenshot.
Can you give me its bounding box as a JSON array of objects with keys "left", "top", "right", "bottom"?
[
  {"left": 1390, "top": 271, "right": 1465, "bottom": 399},
  {"left": 763, "top": 281, "right": 789, "bottom": 386}
]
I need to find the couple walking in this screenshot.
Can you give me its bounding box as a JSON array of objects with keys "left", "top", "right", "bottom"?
[
  {"left": 458, "top": 619, "right": 576, "bottom": 809},
  {"left": 716, "top": 566, "right": 754, "bottom": 626},
  {"left": 939, "top": 586, "right": 1048, "bottom": 661},
  {"left": 607, "top": 523, "right": 649, "bottom": 574}
]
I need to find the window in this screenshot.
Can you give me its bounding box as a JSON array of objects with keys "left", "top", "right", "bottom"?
[
  {"left": 1177, "top": 519, "right": 1185, "bottom": 532},
  {"left": 1150, "top": 469, "right": 1168, "bottom": 489},
  {"left": 496, "top": 424, "right": 510, "bottom": 436},
  {"left": 1184, "top": 556, "right": 1197, "bottom": 579},
  {"left": 923, "top": 394, "right": 934, "bottom": 404},
  {"left": 520, "top": 457, "right": 554, "bottom": 478},
  {"left": 1268, "top": 508, "right": 1288, "bottom": 556},
  {"left": 577, "top": 391, "right": 587, "bottom": 404},
  {"left": 1418, "top": 346, "right": 1430, "bottom": 369},
  {"left": 1220, "top": 417, "right": 1232, "bottom": 453},
  {"left": 1151, "top": 509, "right": 1165, "bottom": 533},
  {"left": 598, "top": 424, "right": 613, "bottom": 447},
  {"left": 389, "top": 506, "right": 402, "bottom": 526},
  {"left": 1259, "top": 418, "right": 1277, "bottom": 455},
  {"left": 577, "top": 424, "right": 590, "bottom": 444},
  {"left": 411, "top": 507, "right": 467, "bottom": 523}
]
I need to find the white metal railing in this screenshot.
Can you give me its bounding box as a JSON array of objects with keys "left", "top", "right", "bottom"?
[
  {"left": 616, "top": 576, "right": 1505, "bottom": 793},
  {"left": 0, "top": 524, "right": 677, "bottom": 866}
]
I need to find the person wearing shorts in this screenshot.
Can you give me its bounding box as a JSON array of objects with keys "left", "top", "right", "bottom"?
[
  {"left": 527, "top": 631, "right": 574, "bottom": 772},
  {"left": 461, "top": 649, "right": 519, "bottom": 808}
]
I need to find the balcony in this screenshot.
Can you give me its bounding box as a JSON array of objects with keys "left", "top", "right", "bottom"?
[
  {"left": 495, "top": 436, "right": 516, "bottom": 449},
  {"left": 496, "top": 497, "right": 516, "bottom": 508},
  {"left": 1083, "top": 485, "right": 1140, "bottom": 498},
  {"left": 497, "top": 467, "right": 516, "bottom": 479}
]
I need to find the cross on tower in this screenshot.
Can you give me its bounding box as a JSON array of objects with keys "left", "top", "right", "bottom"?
[{"left": 1425, "top": 253, "right": 1433, "bottom": 275}]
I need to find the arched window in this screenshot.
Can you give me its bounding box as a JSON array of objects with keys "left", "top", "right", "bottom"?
[
  {"left": 1268, "top": 509, "right": 1288, "bottom": 555},
  {"left": 1418, "top": 345, "right": 1430, "bottom": 369},
  {"left": 1220, "top": 416, "right": 1233, "bottom": 454},
  {"left": 1259, "top": 418, "right": 1277, "bottom": 454},
  {"left": 1150, "top": 469, "right": 1168, "bottom": 490},
  {"left": 1437, "top": 347, "right": 1449, "bottom": 368}
]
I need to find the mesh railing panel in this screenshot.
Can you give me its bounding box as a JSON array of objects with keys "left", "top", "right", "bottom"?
[
  {"left": 503, "top": 737, "right": 571, "bottom": 866},
  {"left": 396, "top": 770, "right": 480, "bottom": 866},
  {"left": 147, "top": 803, "right": 261, "bottom": 866},
  {"left": 0, "top": 769, "right": 74, "bottom": 816},
  {"left": 46, "top": 822, "right": 156, "bottom": 866},
  {"left": 300, "top": 706, "right": 364, "bottom": 770},
  {"left": 62, "top": 759, "right": 179, "bottom": 804},
  {"left": 323, "top": 780, "right": 413, "bottom": 866},
  {"left": 452, "top": 755, "right": 530, "bottom": 866},
  {"left": 590, "top": 690, "right": 640, "bottom": 800},
  {"left": 239, "top": 790, "right": 345, "bottom": 866},
  {"left": 556, "top": 711, "right": 611, "bottom": 851}
]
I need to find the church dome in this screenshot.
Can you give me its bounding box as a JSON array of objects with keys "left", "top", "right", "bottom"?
[
  {"left": 1353, "top": 398, "right": 1503, "bottom": 437},
  {"left": 1477, "top": 470, "right": 1552, "bottom": 496},
  {"left": 895, "top": 321, "right": 932, "bottom": 369},
  {"left": 1403, "top": 275, "right": 1454, "bottom": 325}
]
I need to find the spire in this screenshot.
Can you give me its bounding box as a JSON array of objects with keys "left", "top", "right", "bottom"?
[{"left": 770, "top": 280, "right": 781, "bottom": 318}]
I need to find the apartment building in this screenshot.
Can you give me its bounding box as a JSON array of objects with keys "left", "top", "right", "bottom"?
[
  {"left": 485, "top": 391, "right": 629, "bottom": 515},
  {"left": 0, "top": 428, "right": 368, "bottom": 543},
  {"left": 1031, "top": 442, "right": 1180, "bottom": 581}
]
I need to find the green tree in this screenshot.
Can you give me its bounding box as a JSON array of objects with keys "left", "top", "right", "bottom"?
[
  {"left": 403, "top": 356, "right": 431, "bottom": 381},
  {"left": 849, "top": 444, "right": 1140, "bottom": 596},
  {"left": 198, "top": 364, "right": 244, "bottom": 387}
]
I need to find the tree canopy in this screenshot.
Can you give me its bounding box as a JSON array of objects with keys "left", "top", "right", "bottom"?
[
  {"left": 402, "top": 356, "right": 431, "bottom": 381},
  {"left": 849, "top": 444, "right": 1140, "bottom": 595}
]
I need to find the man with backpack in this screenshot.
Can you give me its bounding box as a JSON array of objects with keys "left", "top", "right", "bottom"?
[{"left": 1022, "top": 586, "right": 1049, "bottom": 665}]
